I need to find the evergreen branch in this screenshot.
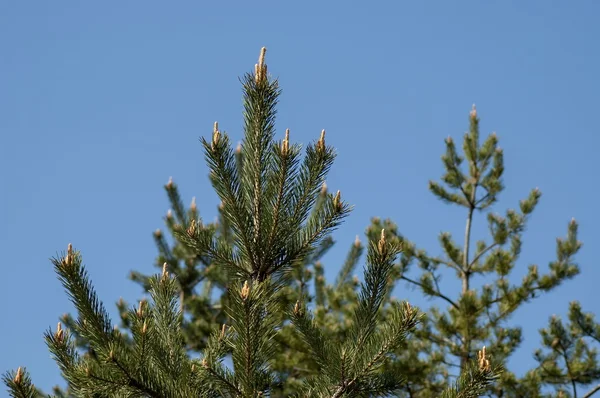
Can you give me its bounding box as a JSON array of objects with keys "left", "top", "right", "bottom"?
[
  {"left": 202, "top": 133, "right": 255, "bottom": 270},
  {"left": 290, "top": 302, "right": 333, "bottom": 373},
  {"left": 584, "top": 384, "right": 600, "bottom": 398},
  {"left": 3, "top": 368, "right": 40, "bottom": 398},
  {"left": 52, "top": 245, "right": 114, "bottom": 351}
]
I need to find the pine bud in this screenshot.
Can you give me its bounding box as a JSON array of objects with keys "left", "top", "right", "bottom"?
[
  {"left": 161, "top": 262, "right": 169, "bottom": 280},
  {"left": 378, "top": 229, "right": 386, "bottom": 254},
  {"left": 321, "top": 181, "right": 328, "bottom": 195},
  {"left": 470, "top": 104, "right": 477, "bottom": 119},
  {"left": 154, "top": 229, "right": 162, "bottom": 238},
  {"left": 142, "top": 320, "right": 148, "bottom": 334},
  {"left": 293, "top": 300, "right": 302, "bottom": 316},
  {"left": 137, "top": 300, "right": 146, "bottom": 317},
  {"left": 333, "top": 190, "right": 342, "bottom": 211},
  {"left": 14, "top": 367, "right": 23, "bottom": 384},
  {"left": 317, "top": 129, "right": 326, "bottom": 151},
  {"left": 235, "top": 142, "right": 242, "bottom": 154},
  {"left": 255, "top": 47, "right": 267, "bottom": 83},
  {"left": 166, "top": 176, "right": 174, "bottom": 189},
  {"left": 187, "top": 219, "right": 197, "bottom": 237},
  {"left": 282, "top": 129, "right": 290, "bottom": 155},
  {"left": 108, "top": 350, "right": 115, "bottom": 361},
  {"left": 240, "top": 280, "right": 250, "bottom": 300},
  {"left": 166, "top": 209, "right": 173, "bottom": 219},
  {"left": 191, "top": 363, "right": 196, "bottom": 372},
  {"left": 63, "top": 243, "right": 74, "bottom": 267},
  {"left": 55, "top": 322, "right": 64, "bottom": 343},
  {"left": 354, "top": 235, "right": 361, "bottom": 247},
  {"left": 190, "top": 197, "right": 196, "bottom": 211},
  {"left": 220, "top": 324, "right": 227, "bottom": 339},
  {"left": 212, "top": 122, "right": 221, "bottom": 149},
  {"left": 201, "top": 357, "right": 209, "bottom": 368},
  {"left": 477, "top": 346, "right": 491, "bottom": 371}
]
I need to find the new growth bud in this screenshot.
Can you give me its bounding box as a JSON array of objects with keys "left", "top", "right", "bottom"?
[
  {"left": 166, "top": 176, "right": 173, "bottom": 189},
  {"left": 317, "top": 129, "right": 326, "bottom": 151},
  {"left": 321, "top": 181, "right": 328, "bottom": 195},
  {"left": 282, "top": 129, "right": 290, "bottom": 154},
  {"left": 190, "top": 197, "right": 196, "bottom": 211},
  {"left": 255, "top": 47, "right": 268, "bottom": 83},
  {"left": 333, "top": 190, "right": 342, "bottom": 211},
  {"left": 240, "top": 280, "right": 250, "bottom": 300},
  {"left": 355, "top": 235, "right": 361, "bottom": 247},
  {"left": 55, "top": 322, "right": 64, "bottom": 343},
  {"left": 63, "top": 243, "right": 74, "bottom": 267},
  {"left": 293, "top": 300, "right": 302, "bottom": 316},
  {"left": 378, "top": 229, "right": 386, "bottom": 254},
  {"left": 477, "top": 346, "right": 491, "bottom": 371},
  {"left": 154, "top": 229, "right": 162, "bottom": 238},
  {"left": 14, "top": 367, "right": 23, "bottom": 384},
  {"left": 161, "top": 262, "right": 169, "bottom": 280},
  {"left": 236, "top": 142, "right": 242, "bottom": 154},
  {"left": 212, "top": 121, "right": 221, "bottom": 149},
  {"left": 137, "top": 300, "right": 146, "bottom": 317},
  {"left": 187, "top": 219, "right": 197, "bottom": 237},
  {"left": 166, "top": 209, "right": 173, "bottom": 219},
  {"left": 470, "top": 104, "right": 477, "bottom": 119}
]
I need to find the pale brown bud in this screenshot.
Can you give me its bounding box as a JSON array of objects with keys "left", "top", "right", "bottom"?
[
  {"left": 108, "top": 350, "right": 115, "bottom": 361},
  {"left": 201, "top": 357, "right": 209, "bottom": 368},
  {"left": 161, "top": 262, "right": 169, "bottom": 280},
  {"left": 142, "top": 320, "right": 148, "bottom": 334},
  {"left": 14, "top": 367, "right": 23, "bottom": 384},
  {"left": 255, "top": 47, "right": 267, "bottom": 83},
  {"left": 236, "top": 141, "right": 242, "bottom": 154},
  {"left": 293, "top": 300, "right": 301, "bottom": 315},
  {"left": 477, "top": 346, "right": 491, "bottom": 371},
  {"left": 378, "top": 229, "right": 386, "bottom": 254},
  {"left": 166, "top": 209, "right": 173, "bottom": 219},
  {"left": 190, "top": 197, "right": 196, "bottom": 211},
  {"left": 191, "top": 363, "right": 196, "bottom": 372},
  {"left": 241, "top": 280, "right": 250, "bottom": 300},
  {"left": 187, "top": 219, "right": 197, "bottom": 237},
  {"left": 282, "top": 129, "right": 290, "bottom": 154},
  {"left": 212, "top": 122, "right": 221, "bottom": 149},
  {"left": 166, "top": 176, "right": 174, "bottom": 189},
  {"left": 352, "top": 275, "right": 359, "bottom": 285},
  {"left": 354, "top": 235, "right": 361, "bottom": 247},
  {"left": 317, "top": 129, "right": 326, "bottom": 151},
  {"left": 333, "top": 190, "right": 341, "bottom": 211},
  {"left": 154, "top": 229, "right": 162, "bottom": 238},
  {"left": 63, "top": 243, "right": 74, "bottom": 267},
  {"left": 321, "top": 181, "right": 328, "bottom": 195},
  {"left": 55, "top": 322, "right": 64, "bottom": 342},
  {"left": 470, "top": 104, "right": 477, "bottom": 119},
  {"left": 137, "top": 300, "right": 146, "bottom": 317}
]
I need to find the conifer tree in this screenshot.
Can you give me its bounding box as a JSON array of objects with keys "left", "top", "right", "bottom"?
[
  {"left": 357, "top": 106, "right": 600, "bottom": 397},
  {"left": 4, "top": 48, "right": 499, "bottom": 397}
]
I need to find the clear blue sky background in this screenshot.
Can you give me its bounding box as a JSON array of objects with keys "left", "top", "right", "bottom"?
[{"left": 1, "top": 1, "right": 599, "bottom": 394}]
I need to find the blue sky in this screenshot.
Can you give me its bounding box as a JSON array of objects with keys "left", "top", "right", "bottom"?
[{"left": 1, "top": 1, "right": 599, "bottom": 393}]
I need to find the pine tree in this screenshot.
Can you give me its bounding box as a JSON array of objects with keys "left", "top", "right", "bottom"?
[
  {"left": 3, "top": 48, "right": 499, "bottom": 398},
  {"left": 357, "top": 106, "right": 600, "bottom": 397}
]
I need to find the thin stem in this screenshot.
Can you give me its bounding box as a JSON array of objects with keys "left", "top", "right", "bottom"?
[{"left": 584, "top": 384, "right": 600, "bottom": 398}]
